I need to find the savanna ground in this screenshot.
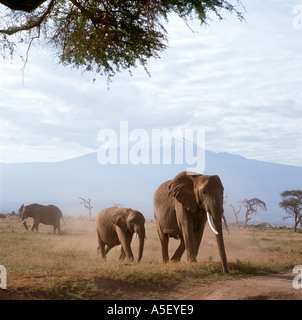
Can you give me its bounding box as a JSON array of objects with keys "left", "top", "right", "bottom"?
[{"left": 0, "top": 216, "right": 301, "bottom": 300}]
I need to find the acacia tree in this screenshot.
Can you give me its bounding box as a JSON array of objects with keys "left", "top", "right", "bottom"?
[
  {"left": 240, "top": 198, "right": 267, "bottom": 228},
  {"left": 79, "top": 197, "right": 93, "bottom": 220},
  {"left": 229, "top": 203, "right": 241, "bottom": 228},
  {"left": 280, "top": 190, "right": 302, "bottom": 233},
  {"left": 0, "top": 0, "right": 244, "bottom": 80}
]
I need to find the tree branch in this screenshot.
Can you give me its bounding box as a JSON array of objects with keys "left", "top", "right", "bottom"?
[
  {"left": 79, "top": 197, "right": 93, "bottom": 209},
  {"left": 0, "top": 0, "right": 56, "bottom": 35},
  {"left": 21, "top": 27, "right": 41, "bottom": 83},
  {"left": 0, "top": 0, "right": 47, "bottom": 12},
  {"left": 69, "top": 0, "right": 107, "bottom": 27}
]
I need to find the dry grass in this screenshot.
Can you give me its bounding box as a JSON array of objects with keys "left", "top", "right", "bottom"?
[{"left": 0, "top": 216, "right": 301, "bottom": 300}]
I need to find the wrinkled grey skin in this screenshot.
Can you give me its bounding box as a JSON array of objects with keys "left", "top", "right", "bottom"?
[
  {"left": 153, "top": 171, "right": 229, "bottom": 273},
  {"left": 19, "top": 203, "right": 65, "bottom": 234},
  {"left": 96, "top": 206, "right": 146, "bottom": 262}
]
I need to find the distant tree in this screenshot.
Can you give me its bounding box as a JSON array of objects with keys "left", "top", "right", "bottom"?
[
  {"left": 113, "top": 202, "right": 122, "bottom": 207},
  {"left": 229, "top": 203, "right": 241, "bottom": 229},
  {"left": 280, "top": 190, "right": 302, "bottom": 233},
  {"left": 79, "top": 197, "right": 93, "bottom": 220},
  {"left": 0, "top": 0, "right": 244, "bottom": 81},
  {"left": 240, "top": 198, "right": 267, "bottom": 229}
]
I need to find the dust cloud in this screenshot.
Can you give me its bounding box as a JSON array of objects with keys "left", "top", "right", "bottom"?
[{"left": 25, "top": 217, "right": 283, "bottom": 266}]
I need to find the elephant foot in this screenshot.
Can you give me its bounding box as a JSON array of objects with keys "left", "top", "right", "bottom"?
[
  {"left": 170, "top": 257, "right": 181, "bottom": 263},
  {"left": 126, "top": 255, "right": 134, "bottom": 262}
]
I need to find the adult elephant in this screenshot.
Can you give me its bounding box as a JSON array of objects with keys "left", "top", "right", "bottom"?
[
  {"left": 19, "top": 203, "right": 65, "bottom": 234},
  {"left": 96, "top": 207, "right": 146, "bottom": 262},
  {"left": 153, "top": 171, "right": 229, "bottom": 273}
]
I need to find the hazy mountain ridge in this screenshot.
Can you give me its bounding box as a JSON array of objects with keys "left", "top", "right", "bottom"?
[{"left": 1, "top": 150, "right": 301, "bottom": 225}]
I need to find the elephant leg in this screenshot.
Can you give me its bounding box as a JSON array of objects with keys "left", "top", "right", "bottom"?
[
  {"left": 97, "top": 243, "right": 106, "bottom": 261},
  {"left": 55, "top": 222, "right": 61, "bottom": 234},
  {"left": 155, "top": 219, "right": 169, "bottom": 262},
  {"left": 193, "top": 214, "right": 207, "bottom": 257},
  {"left": 119, "top": 247, "right": 126, "bottom": 261},
  {"left": 179, "top": 218, "right": 196, "bottom": 262},
  {"left": 159, "top": 233, "right": 169, "bottom": 263},
  {"left": 126, "top": 249, "right": 134, "bottom": 261},
  {"left": 31, "top": 221, "right": 39, "bottom": 232},
  {"left": 171, "top": 235, "right": 185, "bottom": 262},
  {"left": 105, "top": 244, "right": 115, "bottom": 254},
  {"left": 97, "top": 241, "right": 107, "bottom": 260},
  {"left": 116, "top": 228, "right": 134, "bottom": 261}
]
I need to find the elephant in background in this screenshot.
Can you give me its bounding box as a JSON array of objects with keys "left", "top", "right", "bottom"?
[
  {"left": 153, "top": 171, "right": 229, "bottom": 273},
  {"left": 19, "top": 203, "right": 66, "bottom": 234},
  {"left": 96, "top": 206, "right": 146, "bottom": 262}
]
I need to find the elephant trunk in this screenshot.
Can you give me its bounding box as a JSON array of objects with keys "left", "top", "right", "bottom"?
[
  {"left": 19, "top": 205, "right": 28, "bottom": 230},
  {"left": 216, "top": 232, "right": 229, "bottom": 273},
  {"left": 137, "top": 227, "right": 145, "bottom": 262},
  {"left": 212, "top": 217, "right": 229, "bottom": 273},
  {"left": 22, "top": 220, "right": 28, "bottom": 230},
  {"left": 206, "top": 207, "right": 229, "bottom": 273}
]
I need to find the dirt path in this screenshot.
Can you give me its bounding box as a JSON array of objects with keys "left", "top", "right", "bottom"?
[
  {"left": 0, "top": 273, "right": 301, "bottom": 300},
  {"left": 165, "top": 273, "right": 302, "bottom": 300}
]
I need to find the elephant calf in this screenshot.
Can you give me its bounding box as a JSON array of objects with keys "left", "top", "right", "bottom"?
[{"left": 96, "top": 206, "right": 146, "bottom": 262}]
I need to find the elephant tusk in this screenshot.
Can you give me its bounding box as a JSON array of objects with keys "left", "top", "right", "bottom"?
[
  {"left": 19, "top": 219, "right": 27, "bottom": 227},
  {"left": 207, "top": 212, "right": 219, "bottom": 235},
  {"left": 222, "top": 215, "right": 229, "bottom": 235}
]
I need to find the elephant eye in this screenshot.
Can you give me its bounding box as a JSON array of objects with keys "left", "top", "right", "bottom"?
[{"left": 200, "top": 190, "right": 206, "bottom": 197}]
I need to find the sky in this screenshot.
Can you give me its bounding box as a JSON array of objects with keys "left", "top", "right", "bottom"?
[{"left": 0, "top": 0, "right": 302, "bottom": 167}]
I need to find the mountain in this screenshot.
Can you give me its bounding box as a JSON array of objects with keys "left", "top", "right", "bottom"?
[{"left": 1, "top": 150, "right": 301, "bottom": 225}]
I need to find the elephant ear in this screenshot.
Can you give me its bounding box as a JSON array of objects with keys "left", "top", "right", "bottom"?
[
  {"left": 112, "top": 209, "right": 129, "bottom": 232},
  {"left": 19, "top": 204, "right": 24, "bottom": 214},
  {"left": 169, "top": 171, "right": 199, "bottom": 213}
]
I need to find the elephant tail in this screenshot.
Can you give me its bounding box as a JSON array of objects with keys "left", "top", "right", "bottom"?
[
  {"left": 61, "top": 216, "right": 66, "bottom": 226},
  {"left": 60, "top": 211, "right": 66, "bottom": 226},
  {"left": 96, "top": 229, "right": 102, "bottom": 248}
]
